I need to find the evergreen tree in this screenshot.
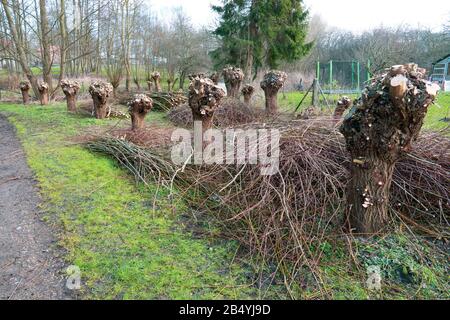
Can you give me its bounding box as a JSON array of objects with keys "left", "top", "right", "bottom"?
[{"left": 212, "top": 0, "right": 312, "bottom": 79}]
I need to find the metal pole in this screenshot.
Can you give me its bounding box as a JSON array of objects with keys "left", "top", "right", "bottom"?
[
  {"left": 357, "top": 61, "right": 361, "bottom": 91},
  {"left": 351, "top": 61, "right": 355, "bottom": 90},
  {"left": 329, "top": 60, "right": 333, "bottom": 90},
  {"left": 316, "top": 61, "right": 320, "bottom": 83}
]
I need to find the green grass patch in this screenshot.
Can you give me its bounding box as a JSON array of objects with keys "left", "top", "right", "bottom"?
[
  {"left": 280, "top": 91, "right": 450, "bottom": 130},
  {"left": 0, "top": 101, "right": 448, "bottom": 300},
  {"left": 0, "top": 103, "right": 277, "bottom": 299}
]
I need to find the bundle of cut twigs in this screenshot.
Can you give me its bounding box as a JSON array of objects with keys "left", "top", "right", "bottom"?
[
  {"left": 85, "top": 121, "right": 449, "bottom": 293},
  {"left": 168, "top": 97, "right": 264, "bottom": 127}
]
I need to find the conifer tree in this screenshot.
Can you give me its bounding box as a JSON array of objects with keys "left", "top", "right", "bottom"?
[{"left": 212, "top": 0, "right": 312, "bottom": 79}]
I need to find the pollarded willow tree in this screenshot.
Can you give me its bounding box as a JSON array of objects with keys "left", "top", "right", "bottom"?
[
  {"left": 38, "top": 82, "right": 49, "bottom": 105},
  {"left": 151, "top": 72, "right": 162, "bottom": 92},
  {"left": 128, "top": 94, "right": 153, "bottom": 130},
  {"left": 20, "top": 81, "right": 31, "bottom": 105},
  {"left": 334, "top": 96, "right": 352, "bottom": 122},
  {"left": 340, "top": 64, "right": 440, "bottom": 234},
  {"left": 188, "top": 76, "right": 226, "bottom": 133},
  {"left": 212, "top": 0, "right": 312, "bottom": 80},
  {"left": 89, "top": 81, "right": 114, "bottom": 119},
  {"left": 222, "top": 67, "right": 244, "bottom": 98},
  {"left": 241, "top": 85, "right": 255, "bottom": 104},
  {"left": 260, "top": 70, "right": 287, "bottom": 114},
  {"left": 60, "top": 79, "right": 81, "bottom": 112}
]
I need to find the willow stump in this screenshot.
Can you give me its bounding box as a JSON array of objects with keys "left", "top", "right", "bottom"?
[
  {"left": 38, "top": 82, "right": 49, "bottom": 105},
  {"left": 89, "top": 81, "right": 114, "bottom": 119},
  {"left": 260, "top": 71, "right": 287, "bottom": 114},
  {"left": 128, "top": 94, "right": 154, "bottom": 131},
  {"left": 151, "top": 72, "right": 162, "bottom": 92},
  {"left": 340, "top": 64, "right": 440, "bottom": 235},
  {"left": 334, "top": 96, "right": 352, "bottom": 123},
  {"left": 147, "top": 80, "right": 153, "bottom": 93},
  {"left": 20, "top": 81, "right": 31, "bottom": 105},
  {"left": 222, "top": 67, "right": 244, "bottom": 98},
  {"left": 61, "top": 79, "right": 81, "bottom": 112},
  {"left": 189, "top": 76, "right": 226, "bottom": 134},
  {"left": 241, "top": 85, "right": 255, "bottom": 104}
]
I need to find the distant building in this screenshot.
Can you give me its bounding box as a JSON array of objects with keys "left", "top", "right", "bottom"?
[{"left": 431, "top": 55, "right": 450, "bottom": 92}]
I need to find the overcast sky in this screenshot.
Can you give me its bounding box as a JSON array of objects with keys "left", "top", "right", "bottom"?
[{"left": 147, "top": 0, "right": 450, "bottom": 32}]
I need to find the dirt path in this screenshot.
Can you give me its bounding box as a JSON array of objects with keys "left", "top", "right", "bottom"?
[{"left": 0, "top": 115, "right": 70, "bottom": 300}]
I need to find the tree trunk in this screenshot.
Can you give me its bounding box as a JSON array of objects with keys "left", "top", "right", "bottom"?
[
  {"left": 263, "top": 89, "right": 278, "bottom": 114},
  {"left": 128, "top": 94, "right": 153, "bottom": 130},
  {"left": 340, "top": 63, "right": 439, "bottom": 235},
  {"left": 241, "top": 85, "right": 255, "bottom": 105},
  {"left": 193, "top": 113, "right": 214, "bottom": 134},
  {"left": 189, "top": 77, "right": 226, "bottom": 147},
  {"left": 38, "top": 85, "right": 49, "bottom": 105},
  {"left": 345, "top": 155, "right": 395, "bottom": 234},
  {"left": 1, "top": 0, "right": 40, "bottom": 98},
  {"left": 152, "top": 73, "right": 161, "bottom": 92},
  {"left": 66, "top": 95, "right": 77, "bottom": 112},
  {"left": 21, "top": 89, "right": 30, "bottom": 105},
  {"left": 130, "top": 113, "right": 144, "bottom": 130},
  {"left": 93, "top": 96, "right": 108, "bottom": 119},
  {"left": 57, "top": 0, "right": 68, "bottom": 90},
  {"left": 89, "top": 81, "right": 113, "bottom": 119},
  {"left": 39, "top": 0, "right": 53, "bottom": 92},
  {"left": 223, "top": 67, "right": 244, "bottom": 98}
]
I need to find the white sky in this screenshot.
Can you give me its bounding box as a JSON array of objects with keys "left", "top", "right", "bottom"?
[{"left": 147, "top": 0, "right": 450, "bottom": 32}]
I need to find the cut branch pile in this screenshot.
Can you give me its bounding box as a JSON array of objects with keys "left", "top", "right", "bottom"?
[
  {"left": 168, "top": 97, "right": 264, "bottom": 128},
  {"left": 117, "top": 91, "right": 187, "bottom": 111},
  {"left": 85, "top": 122, "right": 449, "bottom": 292}
]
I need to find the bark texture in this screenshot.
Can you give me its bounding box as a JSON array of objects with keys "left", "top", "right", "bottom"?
[
  {"left": 89, "top": 81, "right": 114, "bottom": 119},
  {"left": 151, "top": 72, "right": 161, "bottom": 92},
  {"left": 340, "top": 63, "right": 439, "bottom": 235},
  {"left": 260, "top": 70, "right": 287, "bottom": 114},
  {"left": 188, "top": 76, "right": 226, "bottom": 134},
  {"left": 209, "top": 72, "right": 220, "bottom": 85},
  {"left": 222, "top": 67, "right": 244, "bottom": 98},
  {"left": 241, "top": 85, "right": 255, "bottom": 104},
  {"left": 20, "top": 81, "right": 31, "bottom": 105},
  {"left": 60, "top": 79, "right": 80, "bottom": 112},
  {"left": 128, "top": 94, "right": 153, "bottom": 130},
  {"left": 38, "top": 82, "right": 49, "bottom": 105}
]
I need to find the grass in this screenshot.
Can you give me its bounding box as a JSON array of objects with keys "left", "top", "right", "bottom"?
[
  {"left": 280, "top": 91, "right": 450, "bottom": 130},
  {"left": 0, "top": 103, "right": 283, "bottom": 300},
  {"left": 0, "top": 97, "right": 448, "bottom": 300}
]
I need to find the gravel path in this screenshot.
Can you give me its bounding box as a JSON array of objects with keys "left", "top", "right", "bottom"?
[{"left": 0, "top": 114, "right": 70, "bottom": 300}]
